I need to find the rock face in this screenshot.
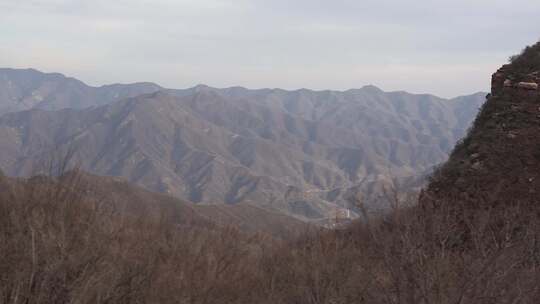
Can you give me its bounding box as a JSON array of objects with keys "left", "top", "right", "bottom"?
[
  {"left": 422, "top": 41, "right": 540, "bottom": 209},
  {"left": 0, "top": 68, "right": 486, "bottom": 221}
]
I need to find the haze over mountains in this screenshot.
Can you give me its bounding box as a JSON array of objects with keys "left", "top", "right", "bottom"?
[{"left": 0, "top": 68, "right": 486, "bottom": 221}]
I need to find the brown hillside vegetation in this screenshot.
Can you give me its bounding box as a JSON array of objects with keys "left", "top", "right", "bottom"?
[
  {"left": 0, "top": 171, "right": 266, "bottom": 303},
  {"left": 2, "top": 42, "right": 540, "bottom": 303},
  {"left": 2, "top": 169, "right": 540, "bottom": 303}
]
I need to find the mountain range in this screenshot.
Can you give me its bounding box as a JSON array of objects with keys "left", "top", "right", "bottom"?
[{"left": 0, "top": 68, "right": 486, "bottom": 221}]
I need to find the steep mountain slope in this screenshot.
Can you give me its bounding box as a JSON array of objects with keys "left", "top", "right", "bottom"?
[
  {"left": 422, "top": 41, "right": 540, "bottom": 208},
  {"left": 0, "top": 80, "right": 485, "bottom": 220},
  {"left": 0, "top": 68, "right": 162, "bottom": 114}
]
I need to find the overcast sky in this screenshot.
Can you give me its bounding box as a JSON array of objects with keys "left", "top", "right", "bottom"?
[{"left": 1, "top": 0, "right": 539, "bottom": 98}]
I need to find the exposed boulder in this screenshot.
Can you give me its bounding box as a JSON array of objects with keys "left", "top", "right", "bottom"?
[{"left": 517, "top": 82, "right": 538, "bottom": 90}]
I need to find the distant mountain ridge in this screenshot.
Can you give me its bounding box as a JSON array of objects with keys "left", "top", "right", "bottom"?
[
  {"left": 0, "top": 68, "right": 486, "bottom": 220},
  {"left": 0, "top": 68, "right": 162, "bottom": 114}
]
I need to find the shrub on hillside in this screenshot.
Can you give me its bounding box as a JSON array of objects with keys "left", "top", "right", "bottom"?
[{"left": 509, "top": 40, "right": 540, "bottom": 75}]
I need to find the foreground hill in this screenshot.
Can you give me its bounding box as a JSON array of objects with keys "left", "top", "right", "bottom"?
[
  {"left": 0, "top": 78, "right": 485, "bottom": 220},
  {"left": 0, "top": 170, "right": 306, "bottom": 238}
]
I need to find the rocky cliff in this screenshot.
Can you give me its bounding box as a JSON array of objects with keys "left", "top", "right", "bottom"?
[{"left": 422, "top": 41, "right": 540, "bottom": 209}]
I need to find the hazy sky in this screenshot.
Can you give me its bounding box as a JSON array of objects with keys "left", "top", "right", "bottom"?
[{"left": 1, "top": 0, "right": 539, "bottom": 97}]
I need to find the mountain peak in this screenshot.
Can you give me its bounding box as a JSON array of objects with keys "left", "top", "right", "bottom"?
[
  {"left": 193, "top": 84, "right": 212, "bottom": 91},
  {"left": 360, "top": 84, "right": 384, "bottom": 93}
]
